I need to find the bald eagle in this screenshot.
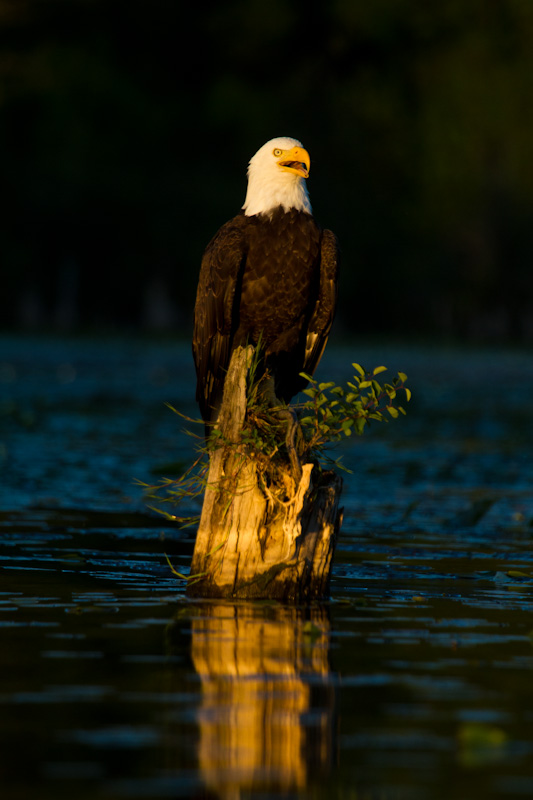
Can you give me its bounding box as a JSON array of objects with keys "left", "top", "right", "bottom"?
[{"left": 193, "top": 136, "right": 339, "bottom": 433}]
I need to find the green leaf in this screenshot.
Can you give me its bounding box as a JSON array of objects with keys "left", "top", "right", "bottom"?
[
  {"left": 373, "top": 366, "right": 388, "bottom": 375},
  {"left": 352, "top": 363, "right": 365, "bottom": 377},
  {"left": 341, "top": 419, "right": 352, "bottom": 436},
  {"left": 299, "top": 372, "right": 315, "bottom": 383},
  {"left": 354, "top": 417, "right": 366, "bottom": 435},
  {"left": 398, "top": 372, "right": 408, "bottom": 382},
  {"left": 358, "top": 380, "right": 372, "bottom": 389},
  {"left": 404, "top": 387, "right": 412, "bottom": 402},
  {"left": 387, "top": 406, "right": 399, "bottom": 418}
]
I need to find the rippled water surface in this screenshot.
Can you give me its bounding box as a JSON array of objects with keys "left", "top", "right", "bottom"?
[{"left": 2, "top": 335, "right": 533, "bottom": 800}]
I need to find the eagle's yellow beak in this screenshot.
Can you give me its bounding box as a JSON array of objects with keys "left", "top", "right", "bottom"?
[{"left": 277, "top": 146, "right": 310, "bottom": 179}]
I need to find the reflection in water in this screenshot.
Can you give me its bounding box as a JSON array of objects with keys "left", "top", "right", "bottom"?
[{"left": 189, "top": 603, "right": 336, "bottom": 799}]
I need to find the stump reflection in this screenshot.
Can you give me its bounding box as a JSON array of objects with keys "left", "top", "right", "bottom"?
[{"left": 190, "top": 603, "right": 336, "bottom": 799}]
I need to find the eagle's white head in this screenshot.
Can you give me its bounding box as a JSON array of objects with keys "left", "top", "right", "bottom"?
[{"left": 242, "top": 136, "right": 312, "bottom": 217}]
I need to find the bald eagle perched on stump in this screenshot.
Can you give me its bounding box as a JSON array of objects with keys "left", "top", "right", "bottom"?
[{"left": 193, "top": 136, "right": 340, "bottom": 434}]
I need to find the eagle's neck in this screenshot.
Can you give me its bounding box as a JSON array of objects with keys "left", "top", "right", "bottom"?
[{"left": 242, "top": 172, "right": 312, "bottom": 217}]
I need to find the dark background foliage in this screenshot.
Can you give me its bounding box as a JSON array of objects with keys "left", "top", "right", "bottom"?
[{"left": 1, "top": 0, "right": 532, "bottom": 340}]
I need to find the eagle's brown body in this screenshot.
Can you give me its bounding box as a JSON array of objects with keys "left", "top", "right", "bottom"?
[{"left": 193, "top": 205, "right": 339, "bottom": 427}]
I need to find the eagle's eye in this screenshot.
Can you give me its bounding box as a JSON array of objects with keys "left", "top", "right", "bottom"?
[{"left": 273, "top": 148, "right": 283, "bottom": 157}]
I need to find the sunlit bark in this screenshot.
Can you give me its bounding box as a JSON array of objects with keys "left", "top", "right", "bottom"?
[{"left": 187, "top": 346, "right": 343, "bottom": 602}]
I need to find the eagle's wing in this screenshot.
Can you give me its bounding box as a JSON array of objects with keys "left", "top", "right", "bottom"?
[
  {"left": 303, "top": 228, "right": 340, "bottom": 378},
  {"left": 192, "top": 217, "right": 247, "bottom": 425}
]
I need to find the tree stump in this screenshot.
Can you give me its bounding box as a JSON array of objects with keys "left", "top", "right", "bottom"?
[{"left": 186, "top": 346, "right": 343, "bottom": 603}]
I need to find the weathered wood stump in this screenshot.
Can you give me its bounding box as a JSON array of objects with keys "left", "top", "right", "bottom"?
[{"left": 186, "top": 346, "right": 343, "bottom": 603}]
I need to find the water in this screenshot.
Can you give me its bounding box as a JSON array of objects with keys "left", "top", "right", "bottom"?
[{"left": 1, "top": 334, "right": 533, "bottom": 799}]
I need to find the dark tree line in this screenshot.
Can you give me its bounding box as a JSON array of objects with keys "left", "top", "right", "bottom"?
[{"left": 1, "top": 0, "right": 532, "bottom": 340}]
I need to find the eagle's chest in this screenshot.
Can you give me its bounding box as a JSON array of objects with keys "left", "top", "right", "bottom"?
[{"left": 238, "top": 212, "right": 320, "bottom": 336}]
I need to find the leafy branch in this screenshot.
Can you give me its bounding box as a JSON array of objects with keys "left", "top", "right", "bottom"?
[
  {"left": 295, "top": 363, "right": 411, "bottom": 463},
  {"left": 142, "top": 360, "right": 411, "bottom": 525}
]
